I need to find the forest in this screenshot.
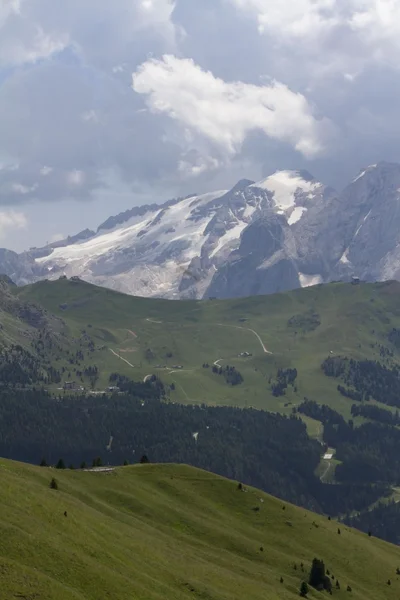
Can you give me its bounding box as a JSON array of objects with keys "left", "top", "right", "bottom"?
[
  {"left": 298, "top": 399, "right": 400, "bottom": 485},
  {"left": 345, "top": 501, "right": 400, "bottom": 546},
  {"left": 351, "top": 403, "right": 400, "bottom": 426},
  {"left": 0, "top": 380, "right": 385, "bottom": 517},
  {"left": 321, "top": 355, "right": 400, "bottom": 408}
]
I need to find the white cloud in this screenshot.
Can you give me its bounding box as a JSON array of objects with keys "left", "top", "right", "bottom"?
[
  {"left": 67, "top": 170, "right": 85, "bottom": 186},
  {"left": 137, "top": 0, "right": 177, "bottom": 35},
  {"left": 0, "top": 209, "right": 27, "bottom": 239},
  {"left": 0, "top": 1, "right": 69, "bottom": 66},
  {"left": 0, "top": 0, "right": 178, "bottom": 68},
  {"left": 0, "top": 0, "right": 21, "bottom": 28},
  {"left": 178, "top": 154, "right": 221, "bottom": 177},
  {"left": 132, "top": 55, "right": 329, "bottom": 159},
  {"left": 50, "top": 232, "right": 64, "bottom": 242},
  {"left": 229, "top": 0, "right": 338, "bottom": 37},
  {"left": 11, "top": 182, "right": 37, "bottom": 194},
  {"left": 40, "top": 165, "right": 52, "bottom": 176},
  {"left": 228, "top": 0, "right": 400, "bottom": 71},
  {"left": 81, "top": 109, "right": 99, "bottom": 123}
]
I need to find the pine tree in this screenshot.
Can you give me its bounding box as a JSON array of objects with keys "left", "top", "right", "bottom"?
[
  {"left": 309, "top": 558, "right": 326, "bottom": 590},
  {"left": 55, "top": 458, "right": 65, "bottom": 469},
  {"left": 39, "top": 458, "right": 48, "bottom": 467},
  {"left": 300, "top": 581, "right": 309, "bottom": 597},
  {"left": 49, "top": 477, "right": 58, "bottom": 490}
]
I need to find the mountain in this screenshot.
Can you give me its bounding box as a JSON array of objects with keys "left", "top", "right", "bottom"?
[
  {"left": 3, "top": 161, "right": 400, "bottom": 299},
  {"left": 0, "top": 170, "right": 333, "bottom": 298},
  {"left": 0, "top": 460, "right": 399, "bottom": 599},
  {"left": 331, "top": 162, "right": 400, "bottom": 282}
]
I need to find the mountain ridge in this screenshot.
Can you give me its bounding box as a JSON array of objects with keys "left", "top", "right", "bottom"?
[{"left": 3, "top": 161, "right": 400, "bottom": 299}]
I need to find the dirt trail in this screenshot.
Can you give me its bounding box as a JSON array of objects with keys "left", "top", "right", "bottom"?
[
  {"left": 216, "top": 324, "right": 272, "bottom": 354},
  {"left": 109, "top": 348, "right": 135, "bottom": 368},
  {"left": 320, "top": 460, "right": 334, "bottom": 482},
  {"left": 146, "top": 318, "right": 162, "bottom": 324},
  {"left": 127, "top": 329, "right": 137, "bottom": 338}
]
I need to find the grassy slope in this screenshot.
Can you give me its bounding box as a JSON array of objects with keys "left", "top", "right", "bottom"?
[
  {"left": 1, "top": 460, "right": 400, "bottom": 600},
  {"left": 16, "top": 279, "right": 400, "bottom": 420}
]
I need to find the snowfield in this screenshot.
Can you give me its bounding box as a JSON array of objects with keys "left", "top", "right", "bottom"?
[{"left": 30, "top": 169, "right": 330, "bottom": 299}]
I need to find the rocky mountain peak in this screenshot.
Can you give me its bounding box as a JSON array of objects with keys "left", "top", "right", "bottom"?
[{"left": 2, "top": 163, "right": 400, "bottom": 300}]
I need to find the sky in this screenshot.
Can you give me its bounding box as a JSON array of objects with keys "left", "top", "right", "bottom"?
[{"left": 1, "top": 0, "right": 400, "bottom": 251}]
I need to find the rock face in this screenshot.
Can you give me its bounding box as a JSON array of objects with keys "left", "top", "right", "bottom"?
[
  {"left": 4, "top": 161, "right": 400, "bottom": 298},
  {"left": 329, "top": 162, "right": 400, "bottom": 283}
]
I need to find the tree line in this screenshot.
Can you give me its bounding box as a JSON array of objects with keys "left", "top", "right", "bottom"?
[
  {"left": 0, "top": 381, "right": 386, "bottom": 517},
  {"left": 322, "top": 355, "right": 400, "bottom": 408}
]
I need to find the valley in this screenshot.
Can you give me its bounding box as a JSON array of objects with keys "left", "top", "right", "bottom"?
[{"left": 3, "top": 277, "right": 400, "bottom": 547}]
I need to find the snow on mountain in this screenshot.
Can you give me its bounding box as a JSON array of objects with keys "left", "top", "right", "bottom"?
[
  {"left": 36, "top": 190, "right": 231, "bottom": 298},
  {"left": 250, "top": 170, "right": 323, "bottom": 227},
  {"left": 4, "top": 162, "right": 400, "bottom": 300},
  {"left": 29, "top": 171, "right": 329, "bottom": 299}
]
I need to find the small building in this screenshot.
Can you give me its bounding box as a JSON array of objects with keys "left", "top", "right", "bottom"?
[
  {"left": 351, "top": 276, "right": 360, "bottom": 285},
  {"left": 71, "top": 276, "right": 81, "bottom": 282},
  {"left": 64, "top": 381, "right": 77, "bottom": 390}
]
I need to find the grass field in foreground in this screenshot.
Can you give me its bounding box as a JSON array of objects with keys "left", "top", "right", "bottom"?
[
  {"left": 1, "top": 460, "right": 400, "bottom": 599},
  {"left": 16, "top": 278, "right": 400, "bottom": 421}
]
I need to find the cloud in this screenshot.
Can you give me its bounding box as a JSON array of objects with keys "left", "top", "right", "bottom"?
[
  {"left": 227, "top": 0, "right": 400, "bottom": 73},
  {"left": 0, "top": 209, "right": 27, "bottom": 239},
  {"left": 0, "top": 0, "right": 400, "bottom": 233},
  {"left": 0, "top": 0, "right": 69, "bottom": 66},
  {"left": 49, "top": 232, "right": 64, "bottom": 243},
  {"left": 132, "top": 55, "right": 330, "bottom": 159},
  {"left": 228, "top": 0, "right": 338, "bottom": 37},
  {"left": 0, "top": 0, "right": 179, "bottom": 69}
]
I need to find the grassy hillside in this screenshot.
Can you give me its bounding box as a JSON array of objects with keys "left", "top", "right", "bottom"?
[
  {"left": 1, "top": 460, "right": 400, "bottom": 600},
  {"left": 15, "top": 278, "right": 400, "bottom": 420}
]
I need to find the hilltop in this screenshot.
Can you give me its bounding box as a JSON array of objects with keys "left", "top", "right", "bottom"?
[
  {"left": 13, "top": 277, "right": 400, "bottom": 420},
  {"left": 0, "top": 459, "right": 399, "bottom": 600}
]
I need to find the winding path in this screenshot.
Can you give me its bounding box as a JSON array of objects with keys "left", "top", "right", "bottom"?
[
  {"left": 109, "top": 348, "right": 135, "bottom": 368},
  {"left": 216, "top": 324, "right": 272, "bottom": 354}
]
